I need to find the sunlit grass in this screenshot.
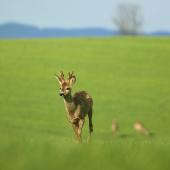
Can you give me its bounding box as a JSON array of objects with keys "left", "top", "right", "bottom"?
[{"left": 0, "top": 37, "right": 170, "bottom": 170}]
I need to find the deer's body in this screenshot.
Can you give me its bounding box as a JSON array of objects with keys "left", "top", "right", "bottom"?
[
  {"left": 65, "top": 91, "right": 93, "bottom": 123},
  {"left": 134, "top": 121, "right": 150, "bottom": 136},
  {"left": 111, "top": 119, "right": 119, "bottom": 136},
  {"left": 55, "top": 71, "right": 93, "bottom": 143}
]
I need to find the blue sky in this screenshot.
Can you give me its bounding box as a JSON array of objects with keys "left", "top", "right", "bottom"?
[{"left": 0, "top": 0, "right": 170, "bottom": 32}]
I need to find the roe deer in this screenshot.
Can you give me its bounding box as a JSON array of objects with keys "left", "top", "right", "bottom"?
[
  {"left": 111, "top": 119, "right": 119, "bottom": 136},
  {"left": 134, "top": 121, "right": 150, "bottom": 136},
  {"left": 55, "top": 71, "right": 93, "bottom": 144}
]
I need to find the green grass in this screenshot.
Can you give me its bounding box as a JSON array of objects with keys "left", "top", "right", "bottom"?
[{"left": 0, "top": 37, "right": 170, "bottom": 170}]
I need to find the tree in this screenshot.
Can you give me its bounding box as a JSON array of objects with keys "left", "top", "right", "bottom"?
[{"left": 112, "top": 4, "right": 143, "bottom": 35}]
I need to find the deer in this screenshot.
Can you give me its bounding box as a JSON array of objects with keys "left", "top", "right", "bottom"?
[
  {"left": 134, "top": 121, "right": 150, "bottom": 136},
  {"left": 54, "top": 71, "right": 93, "bottom": 144},
  {"left": 111, "top": 119, "right": 119, "bottom": 136}
]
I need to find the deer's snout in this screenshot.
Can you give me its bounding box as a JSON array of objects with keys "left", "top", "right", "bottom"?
[{"left": 59, "top": 93, "right": 64, "bottom": 98}]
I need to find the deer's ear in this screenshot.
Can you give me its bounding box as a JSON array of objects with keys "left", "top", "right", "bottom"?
[
  {"left": 54, "top": 74, "right": 62, "bottom": 85},
  {"left": 70, "top": 76, "right": 76, "bottom": 86}
]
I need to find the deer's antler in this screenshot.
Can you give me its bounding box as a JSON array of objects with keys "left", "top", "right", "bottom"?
[
  {"left": 67, "top": 71, "right": 74, "bottom": 81},
  {"left": 71, "top": 71, "right": 74, "bottom": 77},
  {"left": 60, "top": 71, "right": 65, "bottom": 81}
]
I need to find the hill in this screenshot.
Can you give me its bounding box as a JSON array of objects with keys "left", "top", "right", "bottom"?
[
  {"left": 0, "top": 23, "right": 115, "bottom": 38},
  {"left": 146, "top": 30, "right": 170, "bottom": 36},
  {"left": 1, "top": 23, "right": 170, "bottom": 38}
]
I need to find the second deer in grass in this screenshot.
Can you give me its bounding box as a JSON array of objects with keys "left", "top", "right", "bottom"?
[
  {"left": 111, "top": 119, "right": 119, "bottom": 136},
  {"left": 55, "top": 71, "right": 93, "bottom": 144},
  {"left": 134, "top": 121, "right": 150, "bottom": 136}
]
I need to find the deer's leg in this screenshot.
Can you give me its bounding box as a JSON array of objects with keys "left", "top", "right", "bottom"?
[
  {"left": 77, "top": 119, "right": 85, "bottom": 144},
  {"left": 87, "top": 107, "right": 93, "bottom": 142},
  {"left": 72, "top": 123, "right": 79, "bottom": 143}
]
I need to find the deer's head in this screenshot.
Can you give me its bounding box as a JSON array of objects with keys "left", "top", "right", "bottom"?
[{"left": 55, "top": 71, "right": 76, "bottom": 98}]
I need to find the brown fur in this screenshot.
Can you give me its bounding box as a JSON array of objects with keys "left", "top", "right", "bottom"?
[
  {"left": 134, "top": 121, "right": 150, "bottom": 136},
  {"left": 111, "top": 119, "right": 119, "bottom": 136},
  {"left": 55, "top": 71, "right": 93, "bottom": 144}
]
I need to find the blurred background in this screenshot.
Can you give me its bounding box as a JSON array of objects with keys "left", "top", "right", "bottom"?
[
  {"left": 0, "top": 1, "right": 170, "bottom": 170},
  {"left": 0, "top": 0, "right": 170, "bottom": 38}
]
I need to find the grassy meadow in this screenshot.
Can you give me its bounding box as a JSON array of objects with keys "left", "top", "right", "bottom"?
[{"left": 0, "top": 37, "right": 170, "bottom": 170}]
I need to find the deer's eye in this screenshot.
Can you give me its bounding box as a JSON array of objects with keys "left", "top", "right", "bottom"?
[
  {"left": 60, "top": 88, "right": 61, "bottom": 90},
  {"left": 66, "top": 88, "right": 70, "bottom": 90}
]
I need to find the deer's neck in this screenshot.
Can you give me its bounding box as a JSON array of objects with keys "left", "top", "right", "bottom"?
[{"left": 63, "top": 91, "right": 75, "bottom": 113}]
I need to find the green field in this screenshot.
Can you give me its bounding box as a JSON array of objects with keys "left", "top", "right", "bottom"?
[{"left": 0, "top": 37, "right": 170, "bottom": 170}]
